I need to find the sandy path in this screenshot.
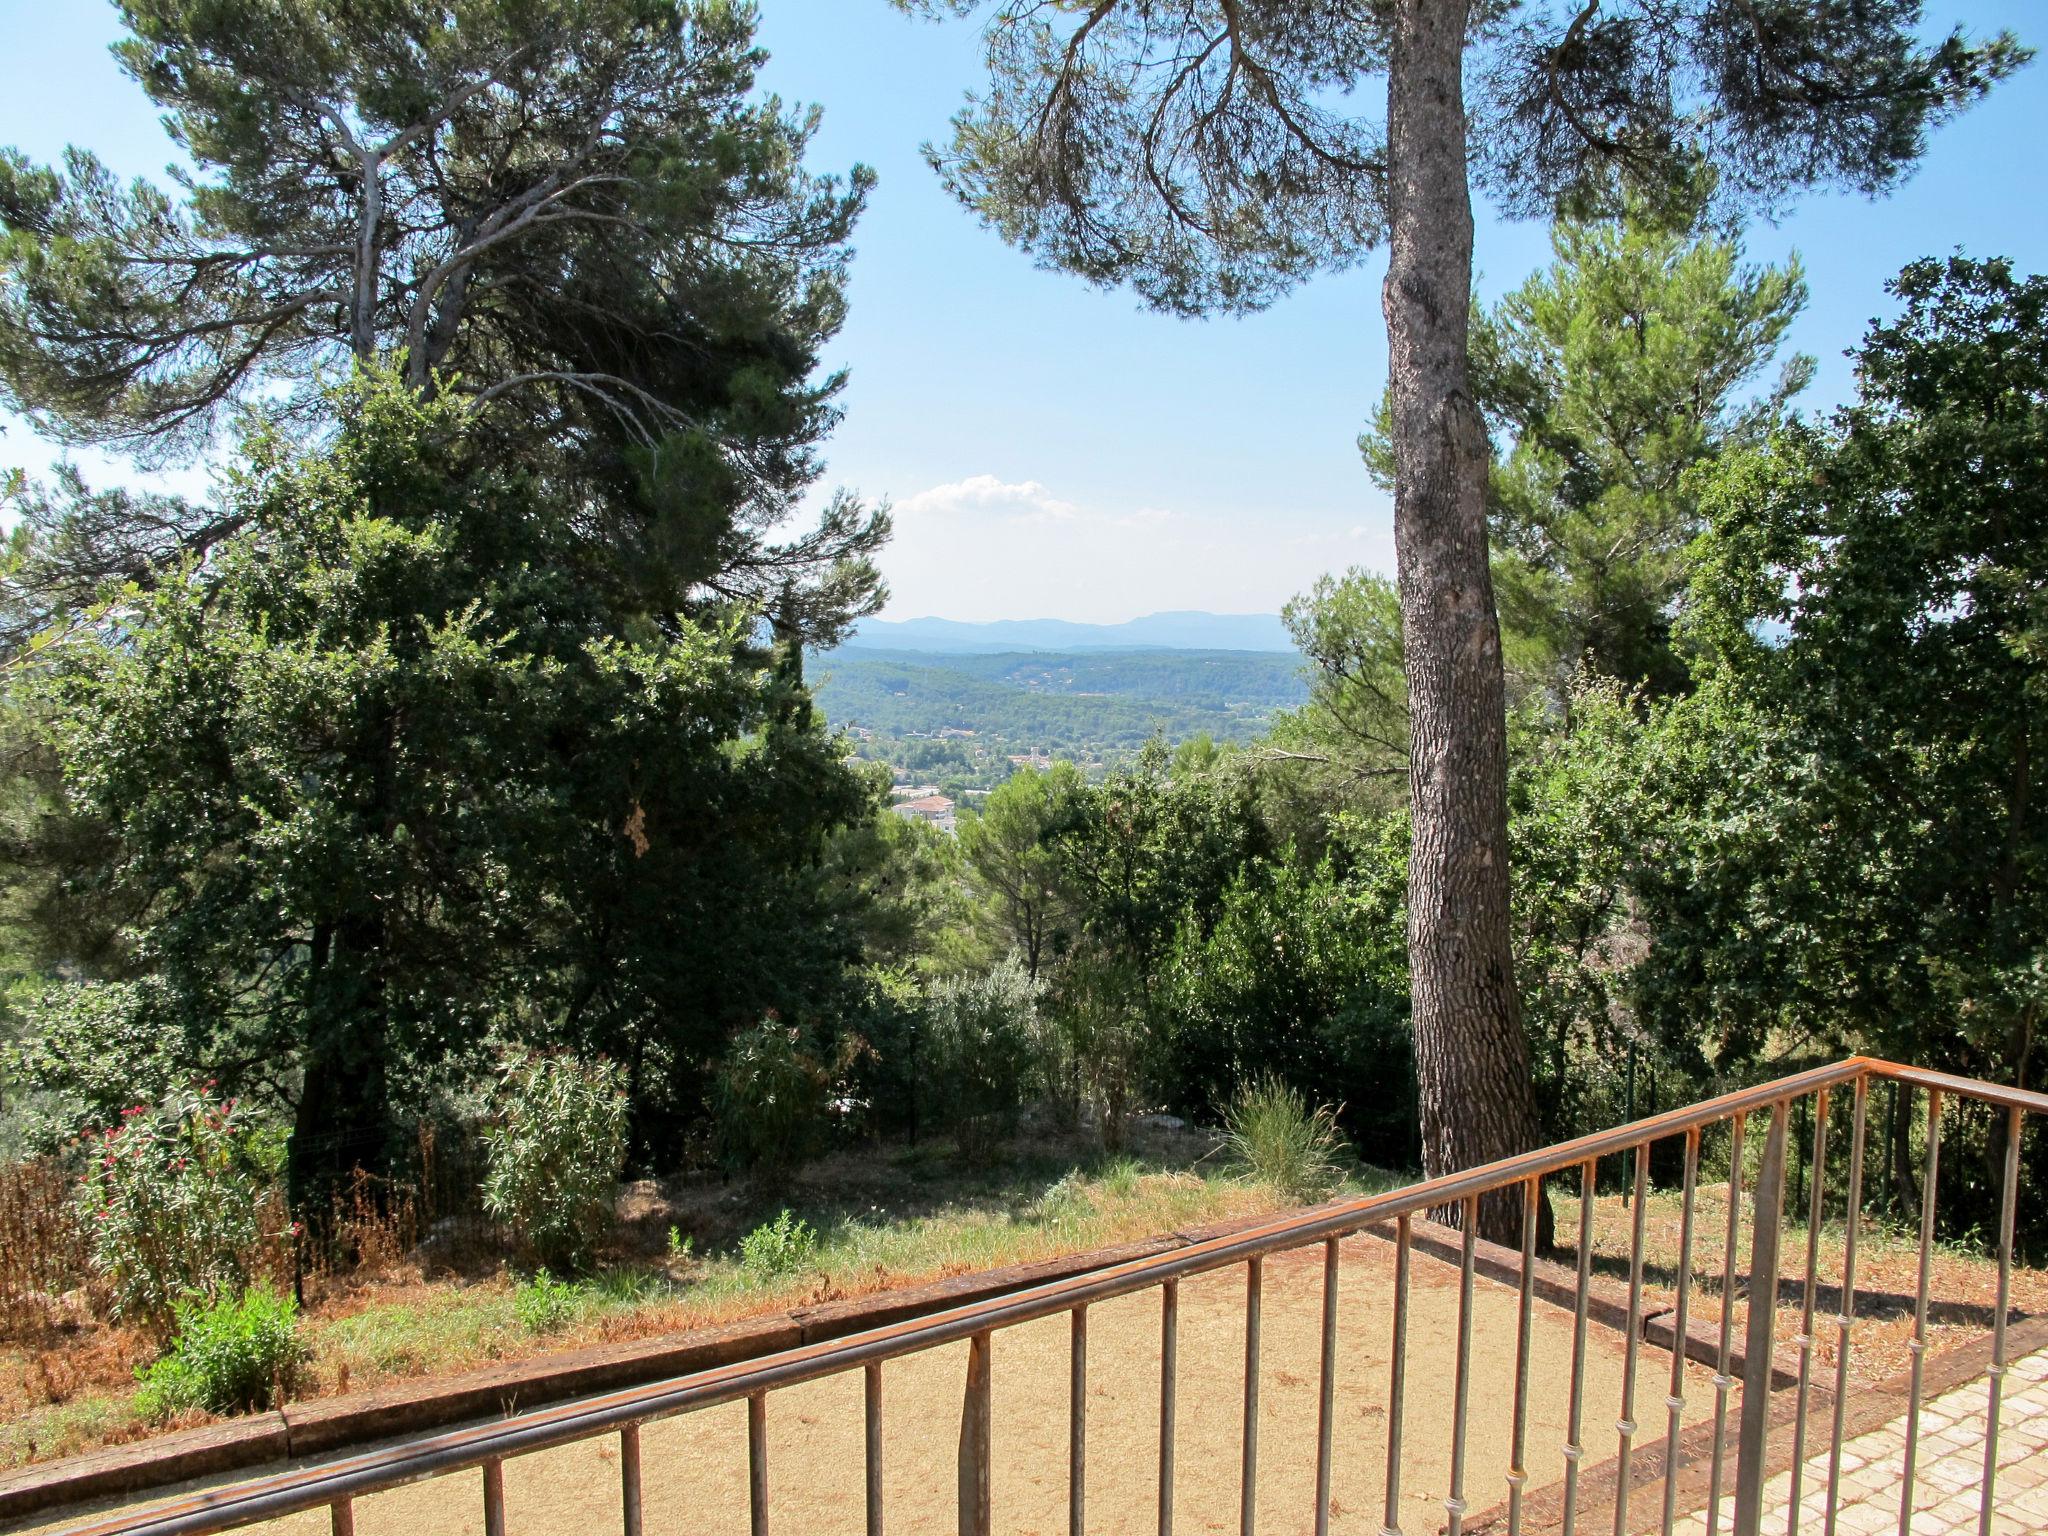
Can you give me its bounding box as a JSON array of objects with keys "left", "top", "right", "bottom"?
[{"left": 30, "top": 1233, "right": 1717, "bottom": 1536}]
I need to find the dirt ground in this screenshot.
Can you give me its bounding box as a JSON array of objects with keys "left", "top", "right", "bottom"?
[{"left": 27, "top": 1231, "right": 1721, "bottom": 1536}]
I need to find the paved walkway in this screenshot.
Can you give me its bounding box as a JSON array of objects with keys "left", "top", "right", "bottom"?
[{"left": 1670, "top": 1344, "right": 2048, "bottom": 1536}]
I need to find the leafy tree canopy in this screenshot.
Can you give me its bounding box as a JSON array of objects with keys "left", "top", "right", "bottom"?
[
  {"left": 1367, "top": 172, "right": 1812, "bottom": 699},
  {"left": 1, "top": 0, "right": 886, "bottom": 641},
  {"left": 17, "top": 373, "right": 876, "bottom": 1198},
  {"left": 899, "top": 0, "right": 2025, "bottom": 315}
]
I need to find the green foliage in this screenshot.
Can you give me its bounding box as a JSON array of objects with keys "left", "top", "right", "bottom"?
[
  {"left": 1447, "top": 172, "right": 1809, "bottom": 699},
  {"left": 19, "top": 375, "right": 878, "bottom": 1206},
  {"left": 481, "top": 1051, "right": 628, "bottom": 1275},
  {"left": 6, "top": 980, "right": 182, "bottom": 1153},
  {"left": 132, "top": 1285, "right": 307, "bottom": 1419},
  {"left": 1223, "top": 1079, "right": 1349, "bottom": 1205},
  {"left": 1160, "top": 830, "right": 1414, "bottom": 1165},
  {"left": 512, "top": 1270, "right": 582, "bottom": 1335},
  {"left": 0, "top": 0, "right": 885, "bottom": 638},
  {"left": 913, "top": 1, "right": 2023, "bottom": 315},
  {"left": 957, "top": 762, "right": 1086, "bottom": 978},
  {"left": 1050, "top": 745, "right": 1270, "bottom": 990},
  {"left": 821, "top": 794, "right": 976, "bottom": 976},
  {"left": 712, "top": 1019, "right": 838, "bottom": 1181},
  {"left": 1267, "top": 569, "right": 1410, "bottom": 827},
  {"left": 76, "top": 1087, "right": 287, "bottom": 1342},
  {"left": 1664, "top": 256, "right": 2048, "bottom": 1084},
  {"left": 738, "top": 1210, "right": 819, "bottom": 1278},
  {"left": 1043, "top": 951, "right": 1149, "bottom": 1152},
  {"left": 920, "top": 958, "right": 1041, "bottom": 1162}
]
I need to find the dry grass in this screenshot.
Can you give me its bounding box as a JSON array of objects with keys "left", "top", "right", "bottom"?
[{"left": 3, "top": 1125, "right": 1301, "bottom": 1471}]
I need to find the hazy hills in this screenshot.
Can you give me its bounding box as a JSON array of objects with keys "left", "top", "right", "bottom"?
[
  {"left": 813, "top": 645, "right": 1308, "bottom": 768},
  {"left": 844, "top": 611, "right": 1296, "bottom": 654}
]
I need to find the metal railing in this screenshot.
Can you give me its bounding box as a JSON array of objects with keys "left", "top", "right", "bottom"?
[{"left": 51, "top": 1058, "right": 2046, "bottom": 1536}]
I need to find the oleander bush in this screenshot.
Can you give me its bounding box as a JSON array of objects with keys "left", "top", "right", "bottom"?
[
  {"left": 75, "top": 1087, "right": 289, "bottom": 1342},
  {"left": 480, "top": 1050, "right": 627, "bottom": 1274},
  {"left": 922, "top": 959, "right": 1039, "bottom": 1162},
  {"left": 712, "top": 1017, "right": 837, "bottom": 1181}
]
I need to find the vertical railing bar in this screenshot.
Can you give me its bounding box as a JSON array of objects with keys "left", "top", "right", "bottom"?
[
  {"left": 1315, "top": 1235, "right": 1340, "bottom": 1536},
  {"left": 1707, "top": 1112, "right": 1747, "bottom": 1536},
  {"left": 866, "top": 1361, "right": 885, "bottom": 1536},
  {"left": 1160, "top": 1278, "right": 1178, "bottom": 1536},
  {"left": 1613, "top": 1143, "right": 1650, "bottom": 1536},
  {"left": 748, "top": 1393, "right": 769, "bottom": 1536},
  {"left": 1384, "top": 1214, "right": 1411, "bottom": 1536},
  {"left": 1659, "top": 1128, "right": 1702, "bottom": 1536},
  {"left": 329, "top": 1499, "right": 355, "bottom": 1536},
  {"left": 1732, "top": 1098, "right": 1790, "bottom": 1536},
  {"left": 620, "top": 1423, "right": 643, "bottom": 1536},
  {"left": 1978, "top": 1104, "right": 2023, "bottom": 1536},
  {"left": 1823, "top": 1076, "right": 1868, "bottom": 1536},
  {"left": 1560, "top": 1160, "right": 1597, "bottom": 1536},
  {"left": 1785, "top": 1088, "right": 1831, "bottom": 1536},
  {"left": 958, "top": 1331, "right": 993, "bottom": 1536},
  {"left": 1508, "top": 1177, "right": 1539, "bottom": 1536},
  {"left": 1070, "top": 1306, "right": 1087, "bottom": 1536},
  {"left": 1446, "top": 1195, "right": 1478, "bottom": 1536},
  {"left": 1241, "top": 1256, "right": 1263, "bottom": 1536},
  {"left": 483, "top": 1457, "right": 507, "bottom": 1536},
  {"left": 1897, "top": 1089, "right": 1943, "bottom": 1536}
]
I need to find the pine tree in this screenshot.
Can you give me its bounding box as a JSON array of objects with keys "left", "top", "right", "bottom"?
[{"left": 902, "top": 0, "right": 2026, "bottom": 1240}]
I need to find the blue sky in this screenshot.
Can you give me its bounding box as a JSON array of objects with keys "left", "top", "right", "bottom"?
[{"left": 3, "top": 1, "right": 2044, "bottom": 622}]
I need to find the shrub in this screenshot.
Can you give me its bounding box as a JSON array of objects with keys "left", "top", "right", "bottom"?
[
  {"left": 133, "top": 1284, "right": 308, "bottom": 1419},
  {"left": 712, "top": 1017, "right": 835, "bottom": 1181},
  {"left": 738, "top": 1209, "right": 818, "bottom": 1278},
  {"left": 1048, "top": 954, "right": 1149, "bottom": 1152},
  {"left": 1224, "top": 1078, "right": 1349, "bottom": 1203},
  {"left": 513, "top": 1269, "right": 581, "bottom": 1334},
  {"left": 922, "top": 959, "right": 1038, "bottom": 1162},
  {"left": 75, "top": 1086, "right": 289, "bottom": 1341},
  {"left": 481, "top": 1050, "right": 627, "bottom": 1273}
]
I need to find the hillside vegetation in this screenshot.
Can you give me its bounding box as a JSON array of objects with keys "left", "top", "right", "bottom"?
[{"left": 813, "top": 647, "right": 1307, "bottom": 783}]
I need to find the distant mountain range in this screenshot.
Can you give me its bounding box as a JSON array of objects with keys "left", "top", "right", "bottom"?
[{"left": 844, "top": 610, "right": 1295, "bottom": 654}]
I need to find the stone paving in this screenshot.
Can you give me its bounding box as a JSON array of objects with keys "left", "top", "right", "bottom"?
[{"left": 1669, "top": 1344, "right": 2048, "bottom": 1535}]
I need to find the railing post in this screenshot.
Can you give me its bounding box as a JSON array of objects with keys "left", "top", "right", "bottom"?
[
  {"left": 483, "top": 1458, "right": 507, "bottom": 1536},
  {"left": 867, "top": 1361, "right": 885, "bottom": 1536},
  {"left": 1160, "top": 1279, "right": 1179, "bottom": 1536},
  {"left": 749, "top": 1394, "right": 769, "bottom": 1536},
  {"left": 1732, "top": 1100, "right": 1790, "bottom": 1536},
  {"left": 620, "top": 1424, "right": 643, "bottom": 1536},
  {"left": 1240, "top": 1257, "right": 1262, "bottom": 1536},
  {"left": 959, "top": 1331, "right": 992, "bottom": 1536}
]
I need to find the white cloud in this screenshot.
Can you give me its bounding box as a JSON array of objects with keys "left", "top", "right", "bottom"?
[{"left": 894, "top": 474, "right": 1077, "bottom": 523}]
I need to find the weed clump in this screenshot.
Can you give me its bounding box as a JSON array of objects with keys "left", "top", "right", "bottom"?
[
  {"left": 1224, "top": 1078, "right": 1348, "bottom": 1203},
  {"left": 133, "top": 1285, "right": 308, "bottom": 1419},
  {"left": 738, "top": 1210, "right": 818, "bottom": 1277}
]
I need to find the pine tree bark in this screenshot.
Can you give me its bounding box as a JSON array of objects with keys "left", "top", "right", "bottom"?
[{"left": 1383, "top": 0, "right": 1553, "bottom": 1247}]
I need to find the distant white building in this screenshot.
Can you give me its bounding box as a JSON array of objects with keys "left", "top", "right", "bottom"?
[{"left": 891, "top": 794, "right": 956, "bottom": 832}]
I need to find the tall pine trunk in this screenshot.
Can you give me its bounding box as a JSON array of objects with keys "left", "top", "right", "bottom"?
[{"left": 1383, "top": 0, "right": 1552, "bottom": 1248}]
